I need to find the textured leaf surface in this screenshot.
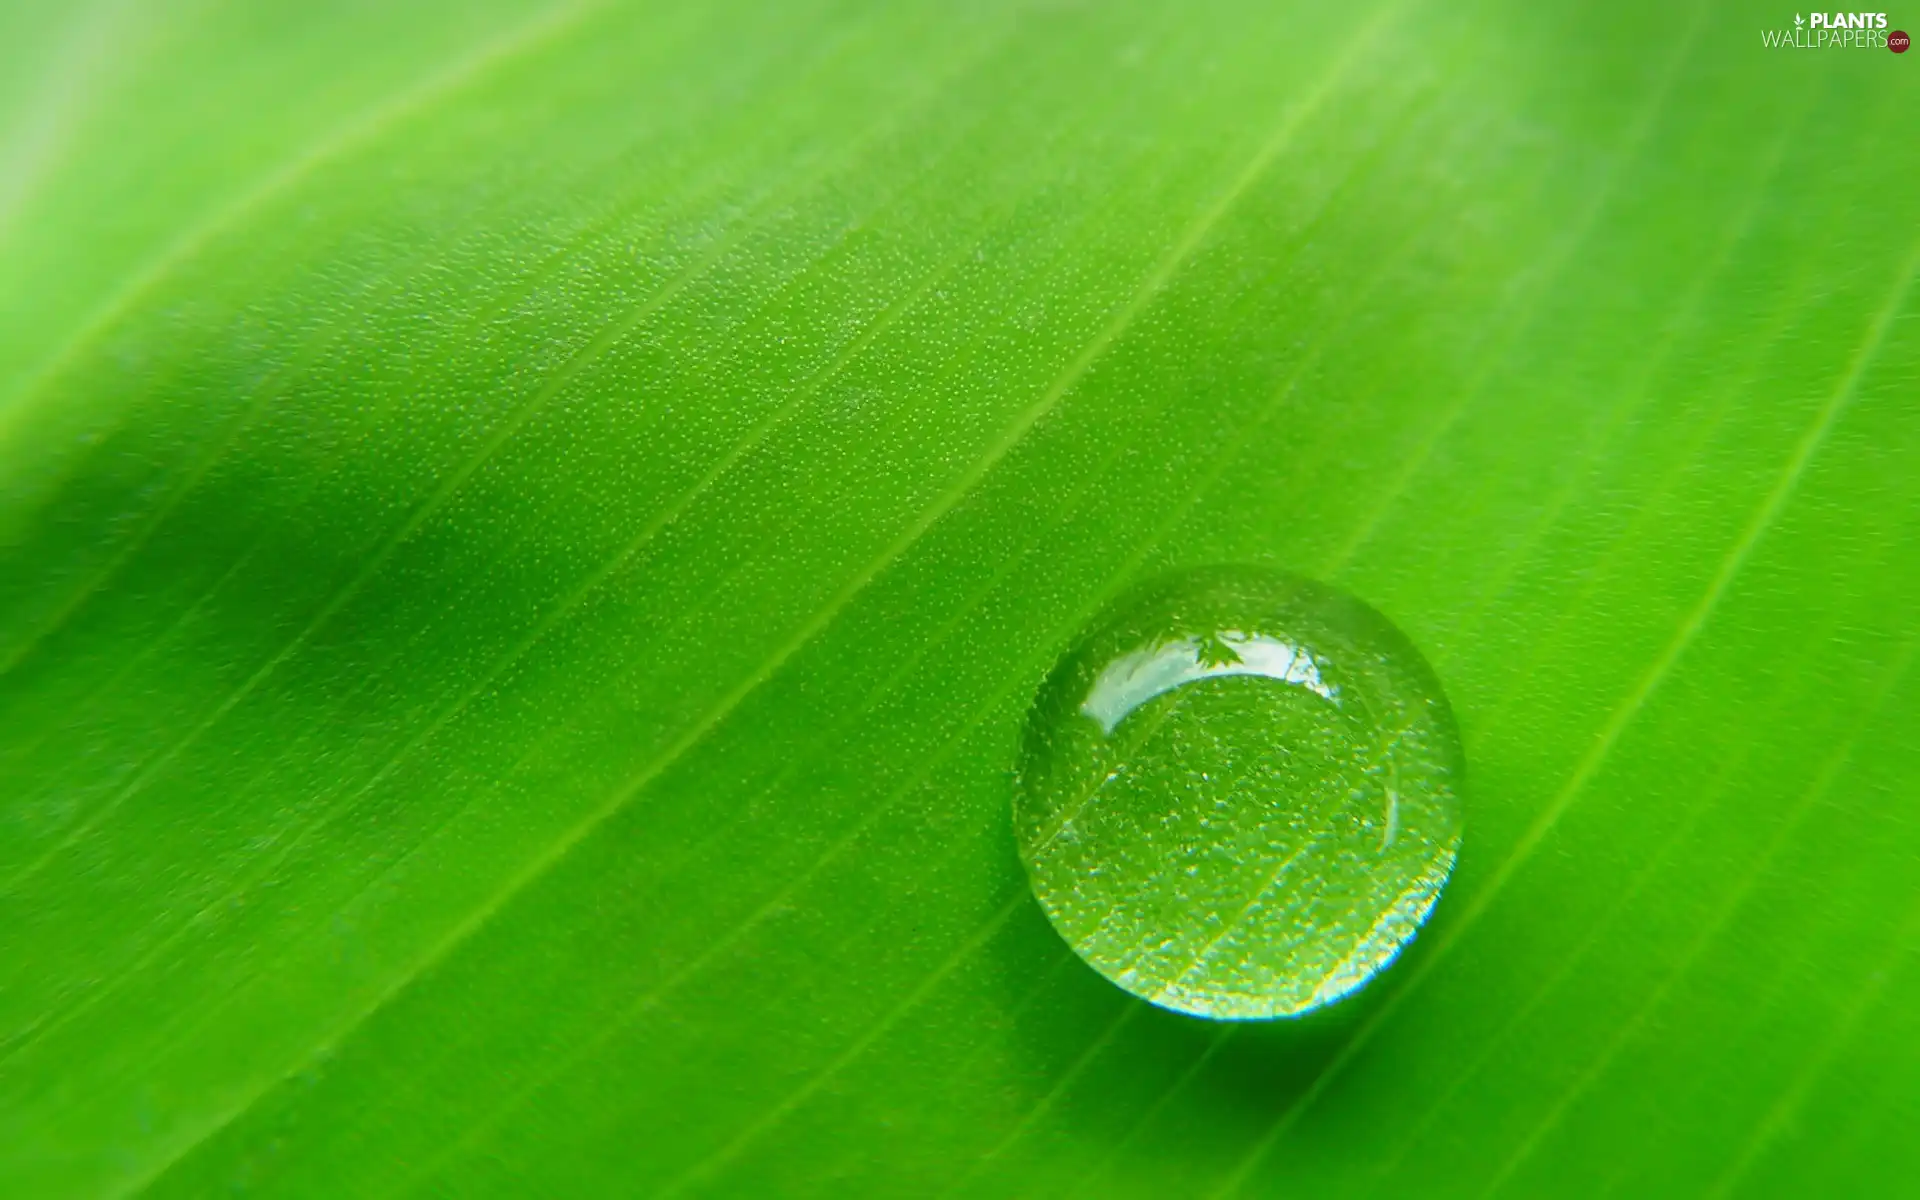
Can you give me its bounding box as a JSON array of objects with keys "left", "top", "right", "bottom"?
[{"left": 2, "top": 0, "right": 1916, "bottom": 1195}]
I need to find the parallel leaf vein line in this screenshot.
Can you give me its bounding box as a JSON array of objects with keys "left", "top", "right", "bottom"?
[
  {"left": 1479, "top": 637, "right": 1917, "bottom": 1197},
  {"left": 1707, "top": 869, "right": 1920, "bottom": 1196},
  {"left": 114, "top": 6, "right": 1369, "bottom": 1185},
  {"left": 658, "top": 888, "right": 1030, "bottom": 1197},
  {"left": 1, "top": 212, "right": 717, "bottom": 895},
  {"left": 842, "top": 110, "right": 1466, "bottom": 1173},
  {"left": 1435, "top": 233, "right": 1916, "bottom": 999},
  {"left": 393, "top": 205, "right": 1425, "bottom": 1190},
  {"left": 938, "top": 1004, "right": 1142, "bottom": 1197},
  {"left": 696, "top": 229, "right": 1448, "bottom": 1176},
  {"left": 1359, "top": 607, "right": 1836, "bottom": 1191},
  {"left": 1070, "top": 1025, "right": 1235, "bottom": 1199},
  {"left": 1430, "top": 71, "right": 1819, "bottom": 653},
  {"left": 1009, "top": 0, "right": 1400, "bottom": 408},
  {"left": 3, "top": 190, "right": 983, "bottom": 1076},
  {"left": 1212, "top": 180, "right": 1920, "bottom": 1200},
  {"left": 406, "top": 343, "right": 1289, "bottom": 1192},
  {"left": 640, "top": 16, "right": 1416, "bottom": 1171},
  {"left": 0, "top": 0, "right": 609, "bottom": 440},
  {"left": 1319, "top": 0, "right": 1712, "bottom": 573},
  {"left": 8, "top": 10, "right": 994, "bottom": 904},
  {"left": 104, "top": 28, "right": 1031, "bottom": 1197},
  {"left": 390, "top": 676, "right": 1039, "bottom": 1195},
  {"left": 216, "top": 0, "right": 1391, "bottom": 1130},
  {"left": 0, "top": 79, "right": 716, "bottom": 681},
  {"left": 1351, "top": 148, "right": 1910, "bottom": 1174},
  {"left": 29, "top": 0, "right": 993, "bottom": 955},
  {"left": 0, "top": 0, "right": 943, "bottom": 679},
  {"left": 1360, "top": 515, "right": 1917, "bottom": 1192},
  {"left": 1021, "top": 81, "right": 1445, "bottom": 868},
  {"left": 432, "top": 41, "right": 1420, "bottom": 1177},
  {"left": 1043, "top": 103, "right": 1489, "bottom": 1170},
  {"left": 0, "top": 542, "right": 261, "bottom": 801}
]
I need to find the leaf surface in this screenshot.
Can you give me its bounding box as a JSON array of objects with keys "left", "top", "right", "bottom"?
[{"left": 2, "top": 0, "right": 1916, "bottom": 1195}]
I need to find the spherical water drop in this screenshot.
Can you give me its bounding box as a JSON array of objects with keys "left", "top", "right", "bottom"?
[{"left": 1013, "top": 566, "right": 1463, "bottom": 1020}]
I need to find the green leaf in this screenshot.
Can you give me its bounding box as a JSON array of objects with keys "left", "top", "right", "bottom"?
[{"left": 2, "top": 0, "right": 1915, "bottom": 1195}]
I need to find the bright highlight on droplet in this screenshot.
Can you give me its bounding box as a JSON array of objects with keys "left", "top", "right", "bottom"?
[{"left": 1013, "top": 566, "right": 1463, "bottom": 1020}]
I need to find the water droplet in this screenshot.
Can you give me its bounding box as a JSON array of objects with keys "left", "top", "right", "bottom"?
[{"left": 1014, "top": 566, "right": 1463, "bottom": 1020}]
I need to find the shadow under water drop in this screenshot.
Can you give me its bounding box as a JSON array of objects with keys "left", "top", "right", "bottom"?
[{"left": 979, "top": 881, "right": 1432, "bottom": 1193}]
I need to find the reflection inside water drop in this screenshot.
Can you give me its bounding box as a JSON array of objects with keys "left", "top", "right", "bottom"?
[{"left": 1079, "top": 630, "right": 1339, "bottom": 734}]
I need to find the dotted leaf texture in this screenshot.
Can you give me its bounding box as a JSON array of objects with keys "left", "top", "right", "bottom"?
[{"left": 1, "top": 0, "right": 1915, "bottom": 1195}]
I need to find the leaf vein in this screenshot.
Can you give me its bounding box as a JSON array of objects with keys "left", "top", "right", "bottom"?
[
  {"left": 1210, "top": 214, "right": 1920, "bottom": 1198},
  {"left": 1478, "top": 638, "right": 1917, "bottom": 1197},
  {"left": 0, "top": 0, "right": 611, "bottom": 441}
]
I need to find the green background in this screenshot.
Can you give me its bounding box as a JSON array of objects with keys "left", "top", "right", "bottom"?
[{"left": 1, "top": 0, "right": 1915, "bottom": 1194}]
